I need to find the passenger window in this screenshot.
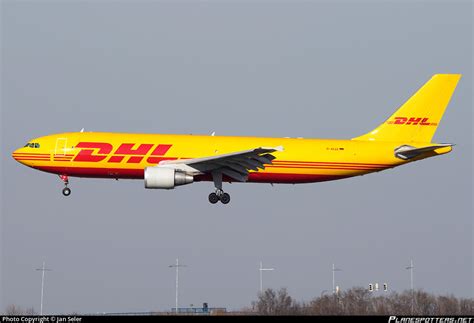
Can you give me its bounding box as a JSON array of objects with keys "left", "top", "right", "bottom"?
[
  {"left": 34, "top": 143, "right": 40, "bottom": 148},
  {"left": 29, "top": 143, "right": 35, "bottom": 148}
]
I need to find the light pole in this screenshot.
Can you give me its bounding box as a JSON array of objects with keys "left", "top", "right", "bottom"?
[
  {"left": 169, "top": 258, "right": 187, "bottom": 314},
  {"left": 332, "top": 264, "right": 342, "bottom": 294},
  {"left": 406, "top": 259, "right": 414, "bottom": 314},
  {"left": 35, "top": 261, "right": 52, "bottom": 315},
  {"left": 406, "top": 259, "right": 414, "bottom": 292},
  {"left": 259, "top": 261, "right": 274, "bottom": 293}
]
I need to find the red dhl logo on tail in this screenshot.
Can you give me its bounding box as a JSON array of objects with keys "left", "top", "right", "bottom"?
[
  {"left": 73, "top": 142, "right": 174, "bottom": 163},
  {"left": 386, "top": 117, "right": 437, "bottom": 126}
]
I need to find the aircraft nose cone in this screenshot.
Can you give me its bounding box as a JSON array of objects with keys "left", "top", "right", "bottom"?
[
  {"left": 12, "top": 148, "right": 27, "bottom": 164},
  {"left": 12, "top": 148, "right": 20, "bottom": 161}
]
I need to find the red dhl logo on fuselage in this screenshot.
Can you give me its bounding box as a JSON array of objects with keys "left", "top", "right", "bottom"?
[
  {"left": 73, "top": 142, "right": 174, "bottom": 163},
  {"left": 386, "top": 117, "right": 437, "bottom": 126}
]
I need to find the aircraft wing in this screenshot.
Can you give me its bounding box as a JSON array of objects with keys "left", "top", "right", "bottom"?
[
  {"left": 394, "top": 144, "right": 454, "bottom": 160},
  {"left": 159, "top": 146, "right": 284, "bottom": 182}
]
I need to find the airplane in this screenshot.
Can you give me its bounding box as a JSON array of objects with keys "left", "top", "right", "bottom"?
[{"left": 12, "top": 74, "right": 461, "bottom": 204}]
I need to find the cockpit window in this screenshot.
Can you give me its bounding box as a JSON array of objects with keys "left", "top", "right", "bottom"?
[{"left": 24, "top": 142, "right": 40, "bottom": 148}]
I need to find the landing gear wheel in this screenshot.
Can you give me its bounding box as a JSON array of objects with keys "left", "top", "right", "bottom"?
[
  {"left": 208, "top": 192, "right": 219, "bottom": 204},
  {"left": 62, "top": 187, "right": 71, "bottom": 197},
  {"left": 220, "top": 193, "right": 231, "bottom": 204}
]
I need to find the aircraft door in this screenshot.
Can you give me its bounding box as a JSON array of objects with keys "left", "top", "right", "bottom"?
[{"left": 54, "top": 138, "right": 68, "bottom": 156}]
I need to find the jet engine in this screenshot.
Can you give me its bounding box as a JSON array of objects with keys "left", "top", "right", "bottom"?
[{"left": 144, "top": 167, "right": 194, "bottom": 189}]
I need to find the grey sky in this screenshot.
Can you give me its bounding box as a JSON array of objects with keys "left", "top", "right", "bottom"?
[{"left": 1, "top": 0, "right": 472, "bottom": 314}]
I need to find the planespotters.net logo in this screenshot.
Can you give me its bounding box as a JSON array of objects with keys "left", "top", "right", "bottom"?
[{"left": 388, "top": 317, "right": 473, "bottom": 323}]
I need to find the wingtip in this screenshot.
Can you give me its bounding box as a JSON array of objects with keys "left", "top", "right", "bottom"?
[
  {"left": 260, "top": 146, "right": 284, "bottom": 152},
  {"left": 274, "top": 145, "right": 284, "bottom": 152}
]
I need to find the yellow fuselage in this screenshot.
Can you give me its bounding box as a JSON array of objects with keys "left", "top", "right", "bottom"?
[{"left": 12, "top": 132, "right": 416, "bottom": 184}]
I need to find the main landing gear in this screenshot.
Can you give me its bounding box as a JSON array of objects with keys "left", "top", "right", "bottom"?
[
  {"left": 208, "top": 190, "right": 231, "bottom": 204},
  {"left": 208, "top": 171, "right": 231, "bottom": 205},
  {"left": 59, "top": 175, "right": 71, "bottom": 197}
]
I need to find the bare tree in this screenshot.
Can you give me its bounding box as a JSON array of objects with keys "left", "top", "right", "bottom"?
[
  {"left": 413, "top": 290, "right": 437, "bottom": 315},
  {"left": 340, "top": 287, "right": 371, "bottom": 315},
  {"left": 24, "top": 307, "right": 37, "bottom": 315},
  {"left": 388, "top": 290, "right": 413, "bottom": 315},
  {"left": 459, "top": 298, "right": 474, "bottom": 315},
  {"left": 370, "top": 295, "right": 390, "bottom": 315},
  {"left": 250, "top": 286, "right": 474, "bottom": 316},
  {"left": 5, "top": 304, "right": 22, "bottom": 315},
  {"left": 4, "top": 304, "right": 37, "bottom": 315},
  {"left": 309, "top": 294, "right": 342, "bottom": 315},
  {"left": 252, "top": 288, "right": 299, "bottom": 315},
  {"left": 437, "top": 295, "right": 460, "bottom": 315}
]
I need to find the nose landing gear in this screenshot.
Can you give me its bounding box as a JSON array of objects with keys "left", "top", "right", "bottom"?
[
  {"left": 62, "top": 187, "right": 71, "bottom": 196},
  {"left": 59, "top": 175, "right": 71, "bottom": 196}
]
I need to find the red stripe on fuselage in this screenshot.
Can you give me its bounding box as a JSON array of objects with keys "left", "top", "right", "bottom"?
[
  {"left": 13, "top": 155, "right": 50, "bottom": 158},
  {"left": 194, "top": 172, "right": 349, "bottom": 184},
  {"left": 248, "top": 172, "right": 348, "bottom": 183},
  {"left": 14, "top": 157, "right": 50, "bottom": 161},
  {"left": 34, "top": 165, "right": 352, "bottom": 183},
  {"left": 273, "top": 160, "right": 391, "bottom": 167},
  {"left": 267, "top": 165, "right": 386, "bottom": 171},
  {"left": 13, "top": 153, "right": 50, "bottom": 156},
  {"left": 35, "top": 166, "right": 144, "bottom": 179}
]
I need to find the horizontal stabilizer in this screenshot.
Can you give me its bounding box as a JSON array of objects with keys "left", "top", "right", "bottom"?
[{"left": 394, "top": 144, "right": 454, "bottom": 160}]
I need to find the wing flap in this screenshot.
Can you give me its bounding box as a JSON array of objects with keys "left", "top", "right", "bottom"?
[
  {"left": 158, "top": 146, "right": 283, "bottom": 181},
  {"left": 216, "top": 161, "right": 249, "bottom": 176}
]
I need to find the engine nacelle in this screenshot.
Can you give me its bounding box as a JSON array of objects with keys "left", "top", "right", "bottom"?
[{"left": 144, "top": 167, "right": 194, "bottom": 189}]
